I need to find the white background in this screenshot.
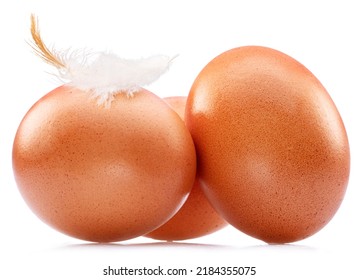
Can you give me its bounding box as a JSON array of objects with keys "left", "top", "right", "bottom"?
[{"left": 1, "top": 0, "right": 358, "bottom": 279}]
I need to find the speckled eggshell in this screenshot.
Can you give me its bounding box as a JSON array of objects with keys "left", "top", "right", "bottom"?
[
  {"left": 13, "top": 86, "right": 196, "bottom": 242},
  {"left": 185, "top": 46, "right": 350, "bottom": 243},
  {"left": 146, "top": 96, "right": 227, "bottom": 241}
]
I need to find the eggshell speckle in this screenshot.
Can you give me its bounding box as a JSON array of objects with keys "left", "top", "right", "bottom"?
[
  {"left": 185, "top": 46, "right": 350, "bottom": 243},
  {"left": 13, "top": 86, "right": 196, "bottom": 242}
]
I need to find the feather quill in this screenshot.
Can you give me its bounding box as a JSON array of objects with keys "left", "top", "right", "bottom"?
[{"left": 29, "top": 14, "right": 174, "bottom": 106}]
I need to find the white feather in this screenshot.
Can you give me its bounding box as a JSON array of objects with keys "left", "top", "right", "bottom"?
[{"left": 56, "top": 50, "right": 174, "bottom": 105}]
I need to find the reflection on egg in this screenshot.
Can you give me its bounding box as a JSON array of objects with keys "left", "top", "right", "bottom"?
[
  {"left": 146, "top": 96, "right": 227, "bottom": 241},
  {"left": 13, "top": 86, "right": 196, "bottom": 242},
  {"left": 185, "top": 46, "right": 350, "bottom": 243}
]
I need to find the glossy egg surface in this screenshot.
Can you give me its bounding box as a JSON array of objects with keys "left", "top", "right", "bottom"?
[
  {"left": 185, "top": 46, "right": 350, "bottom": 243},
  {"left": 13, "top": 86, "right": 196, "bottom": 242}
]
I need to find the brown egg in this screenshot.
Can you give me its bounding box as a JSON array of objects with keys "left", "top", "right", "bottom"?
[
  {"left": 145, "top": 96, "right": 227, "bottom": 241},
  {"left": 185, "top": 46, "right": 350, "bottom": 243},
  {"left": 13, "top": 86, "right": 196, "bottom": 242}
]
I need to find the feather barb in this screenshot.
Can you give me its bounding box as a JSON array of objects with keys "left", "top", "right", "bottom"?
[
  {"left": 28, "top": 14, "right": 174, "bottom": 106},
  {"left": 29, "top": 14, "right": 65, "bottom": 68}
]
